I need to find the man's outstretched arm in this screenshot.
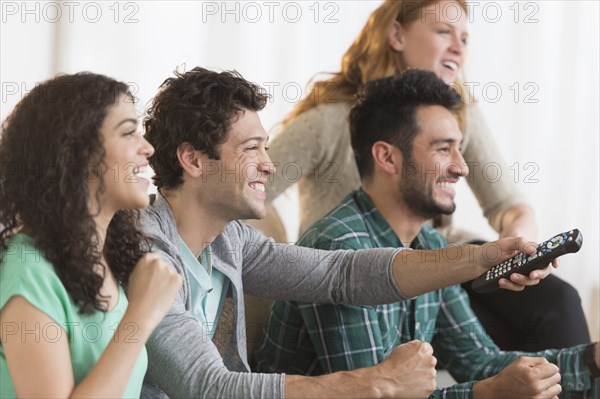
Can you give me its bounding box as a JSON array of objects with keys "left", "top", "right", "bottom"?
[
  {"left": 241, "top": 224, "right": 550, "bottom": 304},
  {"left": 391, "top": 237, "right": 549, "bottom": 298}
]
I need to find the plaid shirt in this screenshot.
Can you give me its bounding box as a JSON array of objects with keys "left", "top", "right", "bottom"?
[{"left": 254, "top": 189, "right": 596, "bottom": 398}]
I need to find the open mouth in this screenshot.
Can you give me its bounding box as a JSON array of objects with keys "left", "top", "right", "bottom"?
[
  {"left": 437, "top": 179, "right": 460, "bottom": 197},
  {"left": 438, "top": 181, "right": 456, "bottom": 191},
  {"left": 133, "top": 165, "right": 153, "bottom": 183},
  {"left": 442, "top": 60, "right": 458, "bottom": 72},
  {"left": 249, "top": 182, "right": 265, "bottom": 192}
]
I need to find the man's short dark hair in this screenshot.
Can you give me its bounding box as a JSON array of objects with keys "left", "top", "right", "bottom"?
[
  {"left": 349, "top": 70, "right": 463, "bottom": 181},
  {"left": 144, "top": 67, "right": 268, "bottom": 191}
]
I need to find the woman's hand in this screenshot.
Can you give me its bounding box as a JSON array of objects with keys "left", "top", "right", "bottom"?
[{"left": 126, "top": 252, "right": 182, "bottom": 332}]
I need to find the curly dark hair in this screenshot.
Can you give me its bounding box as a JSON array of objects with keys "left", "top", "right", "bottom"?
[
  {"left": 350, "top": 69, "right": 464, "bottom": 181},
  {"left": 0, "top": 72, "right": 149, "bottom": 314},
  {"left": 144, "top": 67, "right": 269, "bottom": 191}
]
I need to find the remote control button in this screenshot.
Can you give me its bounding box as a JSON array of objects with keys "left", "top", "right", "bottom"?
[{"left": 547, "top": 235, "right": 564, "bottom": 249}]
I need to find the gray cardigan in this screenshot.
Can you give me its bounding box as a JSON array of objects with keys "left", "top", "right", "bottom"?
[{"left": 140, "top": 194, "right": 406, "bottom": 398}]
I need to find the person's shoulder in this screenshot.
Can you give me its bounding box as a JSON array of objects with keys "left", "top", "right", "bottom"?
[
  {"left": 140, "top": 194, "right": 166, "bottom": 226},
  {"left": 313, "top": 101, "right": 352, "bottom": 114},
  {"left": 293, "top": 101, "right": 352, "bottom": 127},
  {"left": 223, "top": 220, "right": 266, "bottom": 242},
  {"left": 140, "top": 194, "right": 179, "bottom": 243},
  {"left": 1, "top": 234, "right": 56, "bottom": 279},
  {"left": 214, "top": 221, "right": 277, "bottom": 258},
  {"left": 298, "top": 193, "right": 369, "bottom": 250},
  {"left": 315, "top": 102, "right": 353, "bottom": 125},
  {"left": 138, "top": 196, "right": 190, "bottom": 278},
  {"left": 0, "top": 234, "right": 70, "bottom": 321}
]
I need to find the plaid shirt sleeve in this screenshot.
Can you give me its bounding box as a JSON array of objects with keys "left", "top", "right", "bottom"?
[{"left": 429, "top": 284, "right": 596, "bottom": 399}]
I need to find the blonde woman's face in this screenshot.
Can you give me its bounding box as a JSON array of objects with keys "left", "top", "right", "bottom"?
[{"left": 390, "top": 0, "right": 469, "bottom": 84}]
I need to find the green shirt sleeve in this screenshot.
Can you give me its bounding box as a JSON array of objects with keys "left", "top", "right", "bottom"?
[{"left": 1, "top": 234, "right": 69, "bottom": 326}]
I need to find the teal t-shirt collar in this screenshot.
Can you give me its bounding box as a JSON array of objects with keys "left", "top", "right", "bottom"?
[{"left": 178, "top": 237, "right": 213, "bottom": 293}]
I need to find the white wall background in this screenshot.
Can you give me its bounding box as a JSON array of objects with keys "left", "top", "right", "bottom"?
[{"left": 1, "top": 0, "right": 598, "bottom": 340}]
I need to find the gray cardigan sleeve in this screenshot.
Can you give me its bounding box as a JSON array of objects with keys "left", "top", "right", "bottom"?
[
  {"left": 265, "top": 103, "right": 340, "bottom": 202},
  {"left": 231, "top": 222, "right": 408, "bottom": 304},
  {"left": 462, "top": 103, "right": 530, "bottom": 231}
]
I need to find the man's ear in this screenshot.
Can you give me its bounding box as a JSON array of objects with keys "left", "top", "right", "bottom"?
[
  {"left": 176, "top": 142, "right": 203, "bottom": 178},
  {"left": 388, "top": 21, "right": 406, "bottom": 52},
  {"left": 372, "top": 141, "right": 402, "bottom": 176}
]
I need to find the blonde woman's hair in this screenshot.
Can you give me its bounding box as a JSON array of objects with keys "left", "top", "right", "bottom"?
[{"left": 286, "top": 0, "right": 469, "bottom": 126}]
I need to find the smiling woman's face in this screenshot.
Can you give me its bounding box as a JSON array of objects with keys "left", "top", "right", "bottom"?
[
  {"left": 390, "top": 0, "right": 469, "bottom": 84},
  {"left": 89, "top": 94, "right": 155, "bottom": 215}
]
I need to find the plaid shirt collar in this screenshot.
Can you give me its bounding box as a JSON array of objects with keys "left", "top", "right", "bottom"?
[{"left": 353, "top": 188, "right": 430, "bottom": 251}]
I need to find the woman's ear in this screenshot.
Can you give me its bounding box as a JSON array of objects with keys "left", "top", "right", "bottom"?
[
  {"left": 176, "top": 142, "right": 203, "bottom": 178},
  {"left": 388, "top": 21, "right": 406, "bottom": 52}
]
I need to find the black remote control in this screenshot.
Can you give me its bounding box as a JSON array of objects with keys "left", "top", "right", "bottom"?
[{"left": 471, "top": 229, "right": 583, "bottom": 293}]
